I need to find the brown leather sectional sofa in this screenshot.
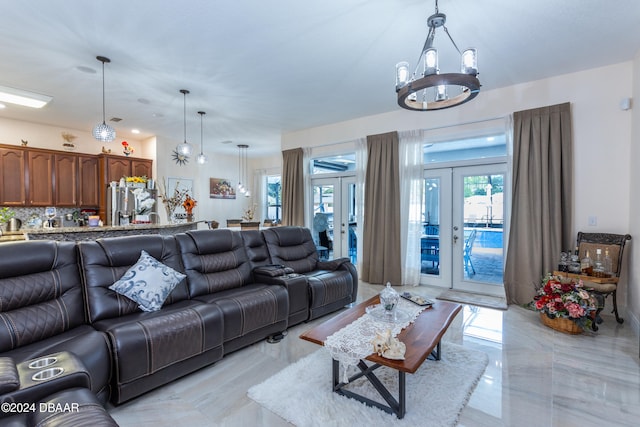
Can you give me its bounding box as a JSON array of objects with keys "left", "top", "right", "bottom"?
[{"left": 0, "top": 226, "right": 357, "bottom": 425}]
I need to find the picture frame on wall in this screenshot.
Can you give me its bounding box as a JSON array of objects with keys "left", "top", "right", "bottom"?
[{"left": 210, "top": 178, "right": 236, "bottom": 199}]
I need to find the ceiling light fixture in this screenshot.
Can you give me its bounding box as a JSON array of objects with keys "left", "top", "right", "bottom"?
[
  {"left": 196, "top": 111, "right": 208, "bottom": 165},
  {"left": 237, "top": 144, "right": 250, "bottom": 197},
  {"left": 0, "top": 85, "right": 52, "bottom": 109},
  {"left": 92, "top": 56, "right": 116, "bottom": 142},
  {"left": 175, "top": 89, "right": 193, "bottom": 157},
  {"left": 395, "top": 0, "right": 480, "bottom": 111}
]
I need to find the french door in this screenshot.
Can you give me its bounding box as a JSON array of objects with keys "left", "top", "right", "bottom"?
[
  {"left": 311, "top": 176, "right": 357, "bottom": 262},
  {"left": 421, "top": 163, "right": 506, "bottom": 296}
]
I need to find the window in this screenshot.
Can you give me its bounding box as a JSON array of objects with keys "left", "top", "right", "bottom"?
[
  {"left": 310, "top": 153, "right": 356, "bottom": 175},
  {"left": 266, "top": 175, "right": 281, "bottom": 222}
]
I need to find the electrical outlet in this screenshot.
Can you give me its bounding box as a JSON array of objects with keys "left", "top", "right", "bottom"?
[{"left": 588, "top": 216, "right": 597, "bottom": 226}]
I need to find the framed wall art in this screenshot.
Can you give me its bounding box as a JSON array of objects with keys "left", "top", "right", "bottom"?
[{"left": 210, "top": 178, "right": 236, "bottom": 199}]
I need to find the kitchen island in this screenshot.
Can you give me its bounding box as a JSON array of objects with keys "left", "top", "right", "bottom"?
[{"left": 24, "top": 222, "right": 199, "bottom": 241}]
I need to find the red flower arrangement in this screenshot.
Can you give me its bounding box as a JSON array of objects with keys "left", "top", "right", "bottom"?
[
  {"left": 182, "top": 195, "right": 197, "bottom": 215},
  {"left": 533, "top": 274, "right": 597, "bottom": 331},
  {"left": 122, "top": 141, "right": 134, "bottom": 156}
]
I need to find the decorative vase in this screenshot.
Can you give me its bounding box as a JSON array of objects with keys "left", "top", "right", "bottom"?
[
  {"left": 186, "top": 214, "right": 193, "bottom": 222},
  {"left": 380, "top": 282, "right": 399, "bottom": 321},
  {"left": 539, "top": 313, "right": 582, "bottom": 335}
]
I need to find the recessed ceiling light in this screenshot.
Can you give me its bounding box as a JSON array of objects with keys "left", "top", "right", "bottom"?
[
  {"left": 131, "top": 129, "right": 140, "bottom": 134},
  {"left": 0, "top": 103, "right": 5, "bottom": 109},
  {"left": 137, "top": 98, "right": 150, "bottom": 105},
  {"left": 76, "top": 65, "right": 96, "bottom": 74}
]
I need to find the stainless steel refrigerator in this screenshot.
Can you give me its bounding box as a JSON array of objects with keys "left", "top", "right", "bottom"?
[{"left": 106, "top": 182, "right": 158, "bottom": 226}]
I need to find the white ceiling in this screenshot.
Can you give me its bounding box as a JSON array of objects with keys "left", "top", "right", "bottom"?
[{"left": 0, "top": 0, "right": 639, "bottom": 157}]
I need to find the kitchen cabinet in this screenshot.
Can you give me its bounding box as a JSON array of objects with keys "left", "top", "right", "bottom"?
[
  {"left": 0, "top": 147, "right": 26, "bottom": 205},
  {"left": 78, "top": 155, "right": 100, "bottom": 207},
  {"left": 27, "top": 151, "right": 54, "bottom": 206},
  {"left": 0, "top": 145, "right": 152, "bottom": 211},
  {"left": 131, "top": 159, "right": 152, "bottom": 179},
  {"left": 104, "top": 156, "right": 131, "bottom": 184},
  {"left": 54, "top": 153, "right": 78, "bottom": 207}
]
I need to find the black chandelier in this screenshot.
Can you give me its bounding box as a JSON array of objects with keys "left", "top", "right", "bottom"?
[{"left": 395, "top": 0, "right": 480, "bottom": 111}]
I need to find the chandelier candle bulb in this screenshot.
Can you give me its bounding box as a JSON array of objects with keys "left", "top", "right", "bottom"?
[
  {"left": 424, "top": 48, "right": 438, "bottom": 75},
  {"left": 461, "top": 48, "right": 478, "bottom": 75},
  {"left": 395, "top": 62, "right": 409, "bottom": 90}
]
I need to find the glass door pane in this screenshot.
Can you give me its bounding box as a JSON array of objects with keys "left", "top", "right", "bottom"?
[
  {"left": 420, "top": 169, "right": 452, "bottom": 288},
  {"left": 312, "top": 180, "right": 335, "bottom": 260},
  {"left": 452, "top": 165, "right": 506, "bottom": 296}
]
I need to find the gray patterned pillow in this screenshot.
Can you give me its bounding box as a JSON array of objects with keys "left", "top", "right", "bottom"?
[{"left": 109, "top": 250, "right": 186, "bottom": 312}]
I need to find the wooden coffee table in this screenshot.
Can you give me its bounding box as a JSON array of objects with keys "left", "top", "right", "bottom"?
[{"left": 300, "top": 294, "right": 461, "bottom": 418}]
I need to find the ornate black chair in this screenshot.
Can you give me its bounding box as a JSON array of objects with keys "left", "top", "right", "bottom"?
[{"left": 576, "top": 231, "right": 631, "bottom": 324}]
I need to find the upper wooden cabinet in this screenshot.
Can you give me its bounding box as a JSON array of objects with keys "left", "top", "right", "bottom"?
[
  {"left": 131, "top": 159, "right": 152, "bottom": 179},
  {"left": 27, "top": 151, "right": 54, "bottom": 206},
  {"left": 0, "top": 145, "right": 152, "bottom": 209},
  {"left": 78, "top": 155, "right": 100, "bottom": 207},
  {"left": 0, "top": 147, "right": 26, "bottom": 205},
  {"left": 54, "top": 153, "right": 78, "bottom": 207}
]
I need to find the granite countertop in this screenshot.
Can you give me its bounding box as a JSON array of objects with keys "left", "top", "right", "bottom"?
[
  {"left": 25, "top": 222, "right": 199, "bottom": 235},
  {"left": 0, "top": 230, "right": 27, "bottom": 242}
]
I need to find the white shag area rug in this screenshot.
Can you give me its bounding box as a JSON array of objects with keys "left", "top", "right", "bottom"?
[{"left": 248, "top": 343, "right": 488, "bottom": 427}]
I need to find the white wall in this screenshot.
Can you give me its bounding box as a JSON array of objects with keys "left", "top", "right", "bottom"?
[
  {"left": 0, "top": 116, "right": 146, "bottom": 154},
  {"left": 283, "top": 62, "right": 636, "bottom": 323},
  {"left": 154, "top": 136, "right": 262, "bottom": 226}
]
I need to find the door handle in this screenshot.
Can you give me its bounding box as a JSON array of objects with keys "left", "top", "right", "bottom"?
[{"left": 453, "top": 235, "right": 459, "bottom": 244}]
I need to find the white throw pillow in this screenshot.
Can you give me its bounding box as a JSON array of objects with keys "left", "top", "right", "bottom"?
[{"left": 109, "top": 250, "right": 186, "bottom": 312}]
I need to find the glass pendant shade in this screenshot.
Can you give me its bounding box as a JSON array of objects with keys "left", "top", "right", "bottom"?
[
  {"left": 196, "top": 153, "right": 208, "bottom": 165},
  {"left": 93, "top": 121, "right": 116, "bottom": 142},
  {"left": 176, "top": 141, "right": 192, "bottom": 156}
]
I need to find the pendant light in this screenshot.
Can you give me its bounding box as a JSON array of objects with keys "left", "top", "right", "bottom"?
[
  {"left": 196, "top": 111, "right": 208, "bottom": 165},
  {"left": 395, "top": 0, "right": 480, "bottom": 111},
  {"left": 92, "top": 56, "right": 116, "bottom": 142},
  {"left": 175, "top": 89, "right": 193, "bottom": 157},
  {"left": 237, "top": 144, "right": 250, "bottom": 197}
]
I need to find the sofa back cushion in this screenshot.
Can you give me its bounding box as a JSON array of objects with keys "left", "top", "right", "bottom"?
[
  {"left": 78, "top": 235, "right": 189, "bottom": 323},
  {"left": 0, "top": 241, "right": 85, "bottom": 352},
  {"left": 262, "top": 227, "right": 319, "bottom": 273},
  {"left": 241, "top": 230, "right": 271, "bottom": 268},
  {"left": 176, "top": 229, "right": 253, "bottom": 298}
]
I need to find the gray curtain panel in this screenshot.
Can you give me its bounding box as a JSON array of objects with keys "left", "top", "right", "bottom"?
[
  {"left": 281, "top": 148, "right": 304, "bottom": 226},
  {"left": 504, "top": 102, "right": 573, "bottom": 304},
  {"left": 361, "top": 131, "right": 402, "bottom": 285}
]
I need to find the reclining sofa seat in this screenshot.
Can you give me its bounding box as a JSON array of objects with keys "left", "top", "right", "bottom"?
[
  {"left": 78, "top": 234, "right": 225, "bottom": 404},
  {"left": 0, "top": 240, "right": 111, "bottom": 406},
  {"left": 176, "top": 229, "right": 289, "bottom": 354},
  {"left": 242, "top": 230, "right": 310, "bottom": 326},
  {"left": 261, "top": 227, "right": 358, "bottom": 320}
]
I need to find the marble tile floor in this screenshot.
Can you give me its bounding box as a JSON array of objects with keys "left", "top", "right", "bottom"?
[{"left": 108, "top": 282, "right": 640, "bottom": 427}]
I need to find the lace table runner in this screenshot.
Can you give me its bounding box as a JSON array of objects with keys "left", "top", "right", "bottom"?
[{"left": 324, "top": 298, "right": 427, "bottom": 382}]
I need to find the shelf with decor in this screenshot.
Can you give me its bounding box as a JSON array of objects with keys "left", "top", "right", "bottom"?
[{"left": 552, "top": 270, "right": 618, "bottom": 284}]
